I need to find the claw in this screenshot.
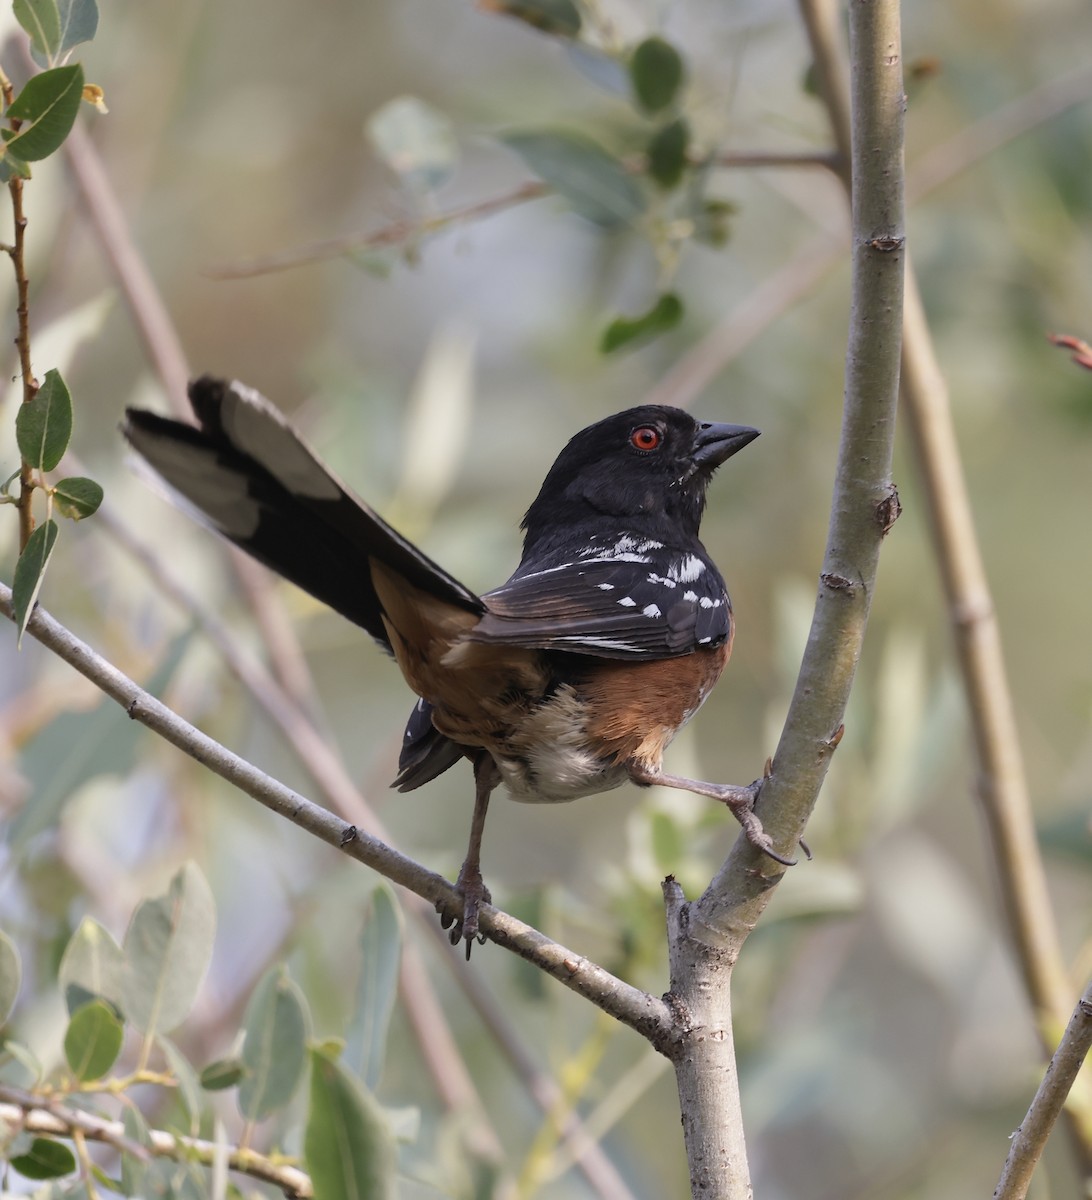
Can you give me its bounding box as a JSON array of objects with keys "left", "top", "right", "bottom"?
[
  {"left": 445, "top": 863, "right": 491, "bottom": 958},
  {"left": 721, "top": 783, "right": 797, "bottom": 867}
]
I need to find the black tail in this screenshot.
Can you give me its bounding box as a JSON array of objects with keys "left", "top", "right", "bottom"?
[{"left": 123, "top": 377, "right": 484, "bottom": 651}]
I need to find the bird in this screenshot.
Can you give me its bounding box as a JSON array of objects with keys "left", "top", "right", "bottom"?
[{"left": 123, "top": 376, "right": 792, "bottom": 955}]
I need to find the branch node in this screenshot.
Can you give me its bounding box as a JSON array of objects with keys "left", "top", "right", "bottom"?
[
  {"left": 819, "top": 571, "right": 855, "bottom": 593},
  {"left": 876, "top": 483, "right": 902, "bottom": 535},
  {"left": 867, "top": 234, "right": 905, "bottom": 252}
]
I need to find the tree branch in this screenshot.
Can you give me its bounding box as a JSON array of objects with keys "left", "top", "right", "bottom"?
[
  {"left": 993, "top": 978, "right": 1092, "bottom": 1200},
  {"left": 666, "top": 3, "right": 906, "bottom": 1196},
  {"left": 643, "top": 57, "right": 1092, "bottom": 415},
  {"left": 799, "top": 0, "right": 1092, "bottom": 1177},
  {"left": 81, "top": 488, "right": 639, "bottom": 1200},
  {"left": 1, "top": 63, "right": 39, "bottom": 551},
  {"left": 0, "top": 581, "right": 673, "bottom": 1045},
  {"left": 207, "top": 152, "right": 837, "bottom": 281},
  {"left": 0, "top": 1087, "right": 312, "bottom": 1198}
]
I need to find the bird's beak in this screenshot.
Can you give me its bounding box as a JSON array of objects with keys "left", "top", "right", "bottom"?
[{"left": 692, "top": 421, "right": 761, "bottom": 470}]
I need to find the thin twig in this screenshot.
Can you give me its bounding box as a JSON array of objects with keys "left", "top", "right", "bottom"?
[
  {"left": 993, "top": 979, "right": 1092, "bottom": 1200},
  {"left": 1, "top": 63, "right": 38, "bottom": 550},
  {"left": 909, "top": 62, "right": 1092, "bottom": 204},
  {"left": 0, "top": 1087, "right": 312, "bottom": 1198},
  {"left": 208, "top": 152, "right": 836, "bottom": 281},
  {"left": 61, "top": 123, "right": 190, "bottom": 415},
  {"left": 208, "top": 181, "right": 550, "bottom": 280}
]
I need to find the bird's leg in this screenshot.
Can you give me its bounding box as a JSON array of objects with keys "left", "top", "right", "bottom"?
[
  {"left": 630, "top": 765, "right": 798, "bottom": 868},
  {"left": 440, "top": 753, "right": 498, "bottom": 957}
]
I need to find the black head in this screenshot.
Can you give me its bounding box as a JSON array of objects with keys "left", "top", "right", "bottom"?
[{"left": 520, "top": 405, "right": 759, "bottom": 558}]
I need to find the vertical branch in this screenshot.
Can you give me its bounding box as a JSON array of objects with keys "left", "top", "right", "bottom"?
[
  {"left": 1, "top": 68, "right": 39, "bottom": 550},
  {"left": 668, "top": 4, "right": 906, "bottom": 1198},
  {"left": 799, "top": 0, "right": 1090, "bottom": 1174}
]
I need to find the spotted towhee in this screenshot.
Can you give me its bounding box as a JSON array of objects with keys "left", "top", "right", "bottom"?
[{"left": 124, "top": 378, "right": 791, "bottom": 953}]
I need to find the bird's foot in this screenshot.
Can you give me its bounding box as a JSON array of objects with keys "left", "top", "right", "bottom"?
[
  {"left": 716, "top": 780, "right": 798, "bottom": 868},
  {"left": 438, "top": 861, "right": 492, "bottom": 959}
]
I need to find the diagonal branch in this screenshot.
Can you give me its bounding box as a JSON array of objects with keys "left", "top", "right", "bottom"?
[
  {"left": 82, "top": 488, "right": 639, "bottom": 1200},
  {"left": 0, "top": 1087, "right": 312, "bottom": 1198},
  {"left": 0, "top": 580, "right": 674, "bottom": 1047},
  {"left": 993, "top": 978, "right": 1092, "bottom": 1200}
]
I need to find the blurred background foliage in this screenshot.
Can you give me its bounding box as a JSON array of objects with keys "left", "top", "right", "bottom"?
[{"left": 1, "top": 0, "right": 1091, "bottom": 1196}]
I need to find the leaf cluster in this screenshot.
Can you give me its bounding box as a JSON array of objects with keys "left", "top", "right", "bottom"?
[
  {"left": 361, "top": 5, "right": 742, "bottom": 354},
  {"left": 2, "top": 3, "right": 106, "bottom": 642},
  {"left": 0, "top": 866, "right": 406, "bottom": 1199}
]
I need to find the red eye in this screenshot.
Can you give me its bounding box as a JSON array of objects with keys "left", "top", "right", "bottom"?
[{"left": 630, "top": 426, "right": 662, "bottom": 451}]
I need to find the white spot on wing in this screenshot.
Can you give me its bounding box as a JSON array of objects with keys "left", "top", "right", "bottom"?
[
  {"left": 683, "top": 590, "right": 698, "bottom": 602},
  {"left": 515, "top": 562, "right": 579, "bottom": 580},
  {"left": 580, "top": 535, "right": 661, "bottom": 566},
  {"left": 668, "top": 554, "right": 706, "bottom": 583},
  {"left": 596, "top": 582, "right": 615, "bottom": 591},
  {"left": 647, "top": 573, "right": 677, "bottom": 589},
  {"left": 554, "top": 634, "right": 639, "bottom": 652},
  {"left": 617, "top": 596, "right": 637, "bottom": 607},
  {"left": 643, "top": 604, "right": 662, "bottom": 618}
]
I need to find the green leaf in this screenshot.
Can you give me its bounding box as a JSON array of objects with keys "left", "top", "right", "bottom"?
[
  {"left": 15, "top": 369, "right": 73, "bottom": 470},
  {"left": 647, "top": 117, "right": 689, "bottom": 189},
  {"left": 367, "top": 96, "right": 458, "bottom": 194},
  {"left": 121, "top": 862, "right": 216, "bottom": 1037},
  {"left": 57, "top": 0, "right": 98, "bottom": 52},
  {"left": 630, "top": 37, "right": 686, "bottom": 113},
  {"left": 503, "top": 130, "right": 646, "bottom": 228},
  {"left": 158, "top": 1036, "right": 204, "bottom": 1134},
  {"left": 58, "top": 919, "right": 124, "bottom": 1015},
  {"left": 1, "top": 1038, "right": 44, "bottom": 1086},
  {"left": 200, "top": 1055, "right": 246, "bottom": 1091},
  {"left": 238, "top": 965, "right": 309, "bottom": 1121},
  {"left": 305, "top": 1046, "right": 396, "bottom": 1200},
  {"left": 565, "top": 45, "right": 631, "bottom": 97},
  {"left": 14, "top": 0, "right": 62, "bottom": 61},
  {"left": 63, "top": 998, "right": 123, "bottom": 1081},
  {"left": 142, "top": 1158, "right": 205, "bottom": 1200},
  {"left": 120, "top": 1106, "right": 152, "bottom": 1196},
  {"left": 2, "top": 65, "right": 84, "bottom": 161},
  {"left": 0, "top": 930, "right": 21, "bottom": 1024},
  {"left": 11, "top": 1137, "right": 77, "bottom": 1180},
  {"left": 344, "top": 885, "right": 403, "bottom": 1089},
  {"left": 52, "top": 475, "right": 103, "bottom": 520},
  {"left": 13, "top": 519, "right": 59, "bottom": 646},
  {"left": 601, "top": 293, "right": 684, "bottom": 353},
  {"left": 482, "top": 0, "right": 581, "bottom": 37},
  {"left": 8, "top": 630, "right": 192, "bottom": 851},
  {"left": 31, "top": 0, "right": 98, "bottom": 66},
  {"left": 0, "top": 153, "right": 32, "bottom": 182}
]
